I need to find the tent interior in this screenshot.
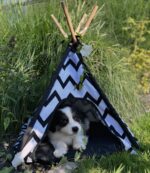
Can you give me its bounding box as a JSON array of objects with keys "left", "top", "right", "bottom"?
[{"left": 33, "top": 98, "right": 124, "bottom": 165}]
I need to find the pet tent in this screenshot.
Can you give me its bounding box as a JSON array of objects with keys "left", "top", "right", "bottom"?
[{"left": 11, "top": 2, "right": 140, "bottom": 168}]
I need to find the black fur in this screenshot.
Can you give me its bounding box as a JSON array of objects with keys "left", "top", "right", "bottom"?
[{"left": 49, "top": 110, "right": 68, "bottom": 132}]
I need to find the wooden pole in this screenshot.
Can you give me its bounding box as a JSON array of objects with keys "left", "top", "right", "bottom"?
[
  {"left": 61, "top": 1, "right": 77, "bottom": 43},
  {"left": 51, "top": 14, "right": 68, "bottom": 38},
  {"left": 80, "top": 5, "right": 98, "bottom": 36},
  {"left": 75, "top": 13, "right": 88, "bottom": 33}
]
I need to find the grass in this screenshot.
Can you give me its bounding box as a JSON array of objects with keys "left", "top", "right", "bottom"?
[
  {"left": 98, "top": 0, "right": 150, "bottom": 47},
  {"left": 0, "top": 1, "right": 67, "bottom": 131}
]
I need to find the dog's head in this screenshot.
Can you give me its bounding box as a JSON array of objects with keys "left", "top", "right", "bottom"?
[{"left": 49, "top": 106, "right": 88, "bottom": 135}]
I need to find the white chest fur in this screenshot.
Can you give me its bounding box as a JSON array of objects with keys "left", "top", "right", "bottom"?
[{"left": 48, "top": 131, "right": 75, "bottom": 146}]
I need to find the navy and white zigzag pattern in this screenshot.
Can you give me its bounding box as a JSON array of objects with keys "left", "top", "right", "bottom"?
[{"left": 12, "top": 47, "right": 139, "bottom": 168}]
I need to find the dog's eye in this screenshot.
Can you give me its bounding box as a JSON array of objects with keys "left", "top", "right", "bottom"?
[{"left": 60, "top": 118, "right": 68, "bottom": 125}]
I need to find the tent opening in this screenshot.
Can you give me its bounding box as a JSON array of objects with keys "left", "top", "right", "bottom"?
[{"left": 33, "top": 98, "right": 123, "bottom": 165}]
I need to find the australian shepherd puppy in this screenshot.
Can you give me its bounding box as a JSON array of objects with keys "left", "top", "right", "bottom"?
[{"left": 48, "top": 106, "right": 89, "bottom": 158}]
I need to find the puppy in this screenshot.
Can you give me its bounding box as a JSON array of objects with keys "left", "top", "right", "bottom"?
[{"left": 48, "top": 106, "right": 89, "bottom": 158}]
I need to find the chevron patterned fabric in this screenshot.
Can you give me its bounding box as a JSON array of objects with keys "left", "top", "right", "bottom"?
[{"left": 12, "top": 45, "right": 139, "bottom": 168}]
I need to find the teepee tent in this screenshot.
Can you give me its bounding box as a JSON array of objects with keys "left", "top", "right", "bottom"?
[{"left": 11, "top": 2, "right": 139, "bottom": 168}]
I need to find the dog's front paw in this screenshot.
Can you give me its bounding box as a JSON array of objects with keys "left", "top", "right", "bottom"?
[
  {"left": 73, "top": 142, "right": 86, "bottom": 151},
  {"left": 53, "top": 149, "right": 67, "bottom": 158},
  {"left": 73, "top": 136, "right": 88, "bottom": 151}
]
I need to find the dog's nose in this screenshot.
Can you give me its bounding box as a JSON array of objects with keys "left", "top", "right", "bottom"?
[{"left": 72, "top": 126, "right": 79, "bottom": 133}]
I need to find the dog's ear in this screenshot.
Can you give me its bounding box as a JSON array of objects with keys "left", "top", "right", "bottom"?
[
  {"left": 49, "top": 110, "right": 61, "bottom": 132},
  {"left": 49, "top": 119, "right": 56, "bottom": 133}
]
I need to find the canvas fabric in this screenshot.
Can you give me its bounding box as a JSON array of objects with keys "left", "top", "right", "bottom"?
[{"left": 12, "top": 45, "right": 139, "bottom": 167}]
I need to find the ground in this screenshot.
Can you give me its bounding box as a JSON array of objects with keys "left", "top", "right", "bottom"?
[{"left": 0, "top": 112, "right": 150, "bottom": 173}]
